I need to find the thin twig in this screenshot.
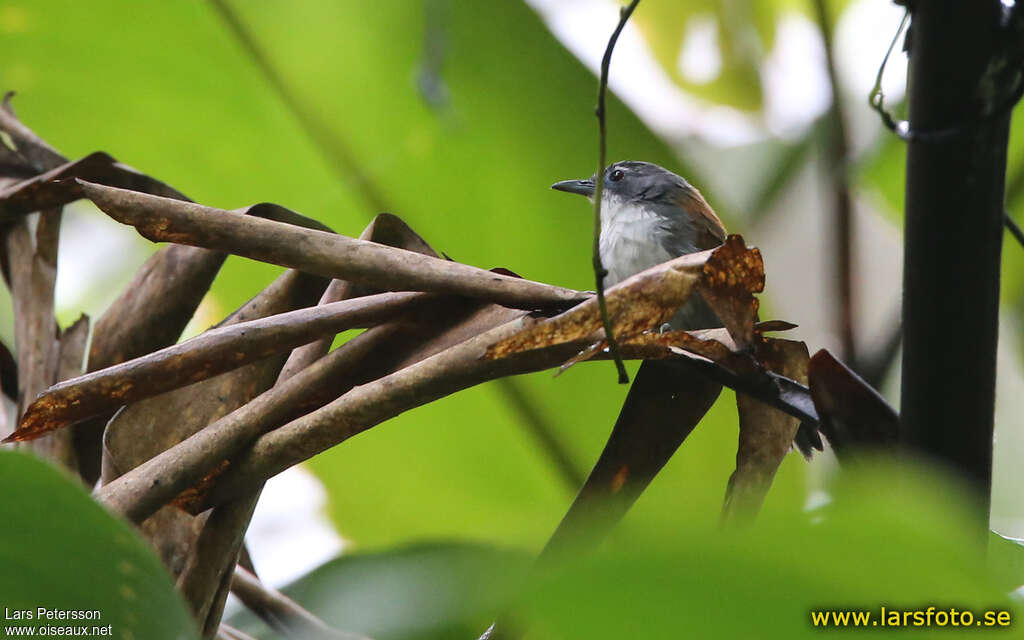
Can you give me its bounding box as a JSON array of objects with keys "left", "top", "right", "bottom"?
[
  {"left": 868, "top": 9, "right": 910, "bottom": 139},
  {"left": 870, "top": 8, "right": 1024, "bottom": 143},
  {"left": 812, "top": 0, "right": 857, "bottom": 366},
  {"left": 1005, "top": 209, "right": 1024, "bottom": 249},
  {"left": 592, "top": 0, "right": 641, "bottom": 385}
]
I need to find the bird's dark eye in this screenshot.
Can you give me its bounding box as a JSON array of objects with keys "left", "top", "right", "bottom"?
[{"left": 610, "top": 169, "right": 625, "bottom": 182}]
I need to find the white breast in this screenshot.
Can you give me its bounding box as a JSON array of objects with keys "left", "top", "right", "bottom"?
[{"left": 599, "top": 196, "right": 697, "bottom": 286}]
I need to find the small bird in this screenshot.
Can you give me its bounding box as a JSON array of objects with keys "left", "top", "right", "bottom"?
[
  {"left": 551, "top": 159, "right": 823, "bottom": 458},
  {"left": 552, "top": 160, "right": 726, "bottom": 329}
]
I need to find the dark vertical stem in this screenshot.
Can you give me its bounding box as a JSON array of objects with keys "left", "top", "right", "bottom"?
[
  {"left": 901, "top": 2, "right": 1009, "bottom": 518},
  {"left": 811, "top": 0, "right": 857, "bottom": 367},
  {"left": 592, "top": 0, "right": 641, "bottom": 385}
]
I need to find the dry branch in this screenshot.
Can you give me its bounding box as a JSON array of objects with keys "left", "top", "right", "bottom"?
[
  {"left": 179, "top": 213, "right": 442, "bottom": 636},
  {"left": 91, "top": 238, "right": 818, "bottom": 521},
  {"left": 96, "top": 300, "right": 521, "bottom": 523},
  {"left": 187, "top": 323, "right": 816, "bottom": 515},
  {"left": 76, "top": 180, "right": 587, "bottom": 311},
  {"left": 278, "top": 213, "right": 436, "bottom": 381},
  {"left": 99, "top": 268, "right": 328, "bottom": 482},
  {"left": 10, "top": 290, "right": 425, "bottom": 442}
]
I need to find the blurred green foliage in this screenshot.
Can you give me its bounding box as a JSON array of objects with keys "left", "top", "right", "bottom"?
[
  {"left": 634, "top": 0, "right": 850, "bottom": 111},
  {"left": 0, "top": 450, "right": 198, "bottom": 639},
  {"left": 2, "top": 0, "right": 1023, "bottom": 637},
  {"left": 225, "top": 459, "right": 1021, "bottom": 639},
  {"left": 524, "top": 458, "right": 1020, "bottom": 640},
  {"left": 227, "top": 542, "right": 530, "bottom": 639}
]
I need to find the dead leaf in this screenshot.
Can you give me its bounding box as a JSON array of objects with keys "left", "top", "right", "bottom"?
[
  {"left": 539, "top": 360, "right": 721, "bottom": 558},
  {"left": 722, "top": 339, "right": 810, "bottom": 523},
  {"left": 696, "top": 235, "right": 764, "bottom": 350},
  {"left": 808, "top": 348, "right": 899, "bottom": 457}
]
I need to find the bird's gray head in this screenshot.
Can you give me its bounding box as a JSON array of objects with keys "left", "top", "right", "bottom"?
[
  {"left": 551, "top": 160, "right": 727, "bottom": 257},
  {"left": 551, "top": 160, "right": 727, "bottom": 329},
  {"left": 550, "top": 160, "right": 694, "bottom": 206}
]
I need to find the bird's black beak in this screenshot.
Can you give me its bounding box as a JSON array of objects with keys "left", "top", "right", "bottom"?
[{"left": 551, "top": 178, "right": 595, "bottom": 197}]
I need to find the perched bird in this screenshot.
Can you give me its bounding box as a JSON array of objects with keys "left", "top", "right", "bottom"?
[
  {"left": 551, "top": 159, "right": 822, "bottom": 461},
  {"left": 552, "top": 160, "right": 726, "bottom": 329}
]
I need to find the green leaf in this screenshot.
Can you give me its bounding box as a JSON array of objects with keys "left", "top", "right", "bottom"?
[
  {"left": 524, "top": 457, "right": 1017, "bottom": 639},
  {"left": 225, "top": 542, "right": 528, "bottom": 640},
  {"left": 630, "top": 0, "right": 854, "bottom": 112},
  {"left": 633, "top": 0, "right": 764, "bottom": 111},
  {"left": 0, "top": 450, "right": 198, "bottom": 639},
  {"left": 987, "top": 531, "right": 1024, "bottom": 594}
]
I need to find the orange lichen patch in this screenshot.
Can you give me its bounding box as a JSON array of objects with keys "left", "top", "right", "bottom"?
[
  {"left": 5, "top": 382, "right": 100, "bottom": 442},
  {"left": 484, "top": 263, "right": 700, "bottom": 360},
  {"left": 170, "top": 459, "right": 231, "bottom": 512}
]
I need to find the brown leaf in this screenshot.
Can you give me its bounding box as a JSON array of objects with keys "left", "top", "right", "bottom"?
[
  {"left": 0, "top": 152, "right": 188, "bottom": 221},
  {"left": 539, "top": 360, "right": 721, "bottom": 558},
  {"left": 808, "top": 348, "right": 899, "bottom": 457},
  {"left": 236, "top": 202, "right": 333, "bottom": 233},
  {"left": 755, "top": 320, "right": 798, "bottom": 333},
  {"left": 722, "top": 338, "right": 810, "bottom": 522},
  {"left": 0, "top": 339, "right": 16, "bottom": 403},
  {"left": 4, "top": 205, "right": 74, "bottom": 468},
  {"left": 696, "top": 235, "right": 764, "bottom": 350}
]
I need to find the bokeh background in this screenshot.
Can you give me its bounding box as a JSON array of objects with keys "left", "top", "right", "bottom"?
[{"left": 2, "top": 1, "right": 1024, "bottom": 637}]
